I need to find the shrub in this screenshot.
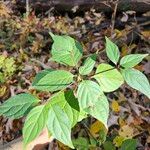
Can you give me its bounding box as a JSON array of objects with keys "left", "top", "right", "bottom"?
[{"left": 0, "top": 33, "right": 149, "bottom": 149}]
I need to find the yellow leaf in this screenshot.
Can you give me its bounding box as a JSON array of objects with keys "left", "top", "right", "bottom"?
[
  {"left": 90, "top": 121, "right": 107, "bottom": 137},
  {"left": 113, "top": 136, "right": 125, "bottom": 147},
  {"left": 0, "top": 85, "right": 7, "bottom": 97},
  {"left": 141, "top": 31, "right": 150, "bottom": 39},
  {"left": 0, "top": 3, "right": 11, "bottom": 17},
  {"left": 111, "top": 100, "right": 120, "bottom": 112},
  {"left": 57, "top": 141, "right": 70, "bottom": 150},
  {"left": 119, "top": 125, "right": 134, "bottom": 138},
  {"left": 134, "top": 65, "right": 143, "bottom": 71},
  {"left": 121, "top": 44, "right": 128, "bottom": 57},
  {"left": 118, "top": 118, "right": 126, "bottom": 127},
  {"left": 0, "top": 44, "right": 5, "bottom": 49}
]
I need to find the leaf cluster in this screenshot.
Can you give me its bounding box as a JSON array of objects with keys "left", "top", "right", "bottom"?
[
  {"left": 0, "top": 55, "right": 16, "bottom": 83},
  {"left": 0, "top": 33, "right": 149, "bottom": 149}
]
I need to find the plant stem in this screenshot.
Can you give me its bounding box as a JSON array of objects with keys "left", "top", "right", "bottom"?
[{"left": 26, "top": 0, "right": 30, "bottom": 17}]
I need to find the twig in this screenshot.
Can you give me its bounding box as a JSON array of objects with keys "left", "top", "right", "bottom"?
[
  {"left": 30, "top": 58, "right": 50, "bottom": 69},
  {"left": 111, "top": 0, "right": 119, "bottom": 36},
  {"left": 26, "top": 0, "right": 30, "bottom": 17}
]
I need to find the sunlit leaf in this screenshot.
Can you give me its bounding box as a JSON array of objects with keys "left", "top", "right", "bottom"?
[
  {"left": 121, "top": 68, "right": 150, "bottom": 98},
  {"left": 105, "top": 37, "right": 120, "bottom": 65},
  {"left": 47, "top": 90, "right": 79, "bottom": 127},
  {"left": 50, "top": 33, "right": 82, "bottom": 66},
  {"left": 77, "top": 80, "right": 104, "bottom": 109},
  {"left": 23, "top": 105, "right": 48, "bottom": 146},
  {"left": 94, "top": 63, "right": 124, "bottom": 92},
  {"left": 79, "top": 54, "right": 96, "bottom": 75},
  {"left": 120, "top": 54, "right": 148, "bottom": 68},
  {"left": 0, "top": 93, "right": 39, "bottom": 119},
  {"left": 84, "top": 95, "right": 109, "bottom": 129},
  {"left": 47, "top": 105, "right": 74, "bottom": 148},
  {"left": 32, "top": 69, "right": 74, "bottom": 92}
]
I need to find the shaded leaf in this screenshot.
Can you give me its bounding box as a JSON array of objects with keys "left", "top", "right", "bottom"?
[
  {"left": 73, "top": 137, "right": 89, "bottom": 150},
  {"left": 90, "top": 121, "right": 107, "bottom": 136},
  {"left": 103, "top": 141, "right": 116, "bottom": 150},
  {"left": 120, "top": 139, "right": 137, "bottom": 150}
]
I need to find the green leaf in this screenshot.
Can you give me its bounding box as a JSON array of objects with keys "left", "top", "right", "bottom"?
[
  {"left": 84, "top": 95, "right": 109, "bottom": 129},
  {"left": 77, "top": 80, "right": 104, "bottom": 109},
  {"left": 103, "top": 141, "right": 116, "bottom": 150},
  {"left": 32, "top": 69, "right": 74, "bottom": 92},
  {"left": 77, "top": 110, "right": 87, "bottom": 122},
  {"left": 47, "top": 90, "right": 80, "bottom": 127},
  {"left": 105, "top": 37, "right": 120, "bottom": 65},
  {"left": 120, "top": 54, "right": 148, "bottom": 68},
  {"left": 23, "top": 105, "right": 48, "bottom": 146},
  {"left": 94, "top": 63, "right": 124, "bottom": 92},
  {"left": 50, "top": 33, "right": 83, "bottom": 66},
  {"left": 120, "top": 139, "right": 137, "bottom": 150},
  {"left": 0, "top": 93, "right": 39, "bottom": 119},
  {"left": 99, "top": 129, "right": 107, "bottom": 143},
  {"left": 73, "top": 137, "right": 89, "bottom": 150},
  {"left": 47, "top": 105, "right": 74, "bottom": 148},
  {"left": 121, "top": 68, "right": 150, "bottom": 99},
  {"left": 79, "top": 54, "right": 96, "bottom": 75}
]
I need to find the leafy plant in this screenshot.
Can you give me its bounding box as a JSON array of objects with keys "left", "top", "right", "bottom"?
[
  {"left": 0, "top": 34, "right": 149, "bottom": 149},
  {"left": 0, "top": 55, "right": 16, "bottom": 83}
]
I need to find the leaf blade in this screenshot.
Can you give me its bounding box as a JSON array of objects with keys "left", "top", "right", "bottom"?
[
  {"left": 105, "top": 37, "right": 120, "bottom": 65},
  {"left": 120, "top": 54, "right": 148, "bottom": 68},
  {"left": 121, "top": 68, "right": 150, "bottom": 98},
  {"left": 94, "top": 63, "right": 124, "bottom": 92},
  {"left": 0, "top": 93, "right": 39, "bottom": 119},
  {"left": 77, "top": 80, "right": 104, "bottom": 109},
  {"left": 47, "top": 90, "right": 80, "bottom": 127},
  {"left": 50, "top": 33, "right": 83, "bottom": 66},
  {"left": 23, "top": 105, "right": 48, "bottom": 146},
  {"left": 79, "top": 54, "right": 96, "bottom": 75},
  {"left": 120, "top": 139, "right": 137, "bottom": 150},
  {"left": 47, "top": 105, "right": 74, "bottom": 148},
  {"left": 84, "top": 95, "right": 109, "bottom": 129},
  {"left": 32, "top": 70, "right": 74, "bottom": 92}
]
